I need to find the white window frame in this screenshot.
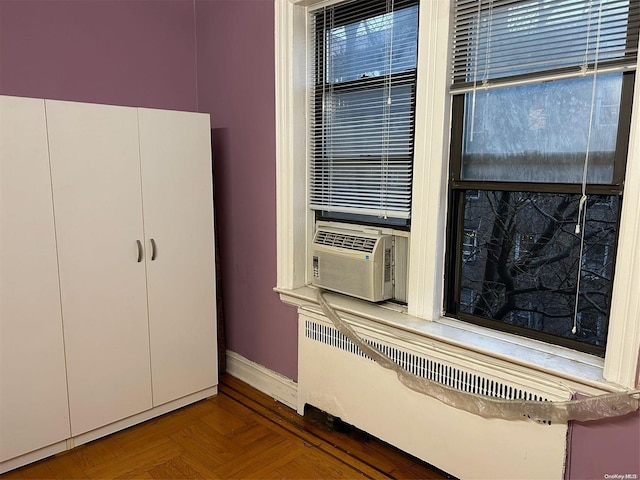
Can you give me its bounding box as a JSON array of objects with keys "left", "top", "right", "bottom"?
[{"left": 275, "top": 0, "right": 640, "bottom": 390}]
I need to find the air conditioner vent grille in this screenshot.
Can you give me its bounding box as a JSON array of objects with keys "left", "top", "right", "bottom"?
[
  {"left": 304, "top": 319, "right": 554, "bottom": 424},
  {"left": 314, "top": 230, "right": 377, "bottom": 253}
]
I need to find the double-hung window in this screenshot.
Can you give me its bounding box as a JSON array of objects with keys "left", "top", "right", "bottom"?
[
  {"left": 445, "top": 0, "right": 639, "bottom": 356},
  {"left": 309, "top": 0, "right": 419, "bottom": 227}
]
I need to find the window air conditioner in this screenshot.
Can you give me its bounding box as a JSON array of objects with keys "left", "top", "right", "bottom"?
[{"left": 311, "top": 226, "right": 393, "bottom": 302}]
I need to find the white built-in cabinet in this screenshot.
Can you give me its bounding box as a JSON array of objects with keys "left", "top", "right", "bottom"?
[
  {"left": 46, "top": 100, "right": 154, "bottom": 436},
  {"left": 0, "top": 96, "right": 72, "bottom": 464},
  {"left": 137, "top": 108, "right": 218, "bottom": 407},
  {"left": 0, "top": 96, "right": 218, "bottom": 472}
]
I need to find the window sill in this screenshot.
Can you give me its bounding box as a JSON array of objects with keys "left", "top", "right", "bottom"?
[{"left": 275, "top": 285, "right": 626, "bottom": 395}]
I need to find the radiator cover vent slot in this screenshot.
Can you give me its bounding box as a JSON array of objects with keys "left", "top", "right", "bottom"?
[{"left": 305, "top": 319, "right": 553, "bottom": 422}]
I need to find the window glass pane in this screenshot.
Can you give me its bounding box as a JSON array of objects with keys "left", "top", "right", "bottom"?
[
  {"left": 327, "top": 6, "right": 419, "bottom": 84},
  {"left": 459, "top": 190, "right": 618, "bottom": 348},
  {"left": 462, "top": 229, "right": 478, "bottom": 262},
  {"left": 461, "top": 73, "right": 622, "bottom": 183}
]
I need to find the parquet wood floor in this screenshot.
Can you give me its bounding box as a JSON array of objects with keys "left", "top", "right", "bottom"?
[{"left": 1, "top": 374, "right": 450, "bottom": 479}]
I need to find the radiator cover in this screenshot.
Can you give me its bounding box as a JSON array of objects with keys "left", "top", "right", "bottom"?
[{"left": 297, "top": 310, "right": 569, "bottom": 480}]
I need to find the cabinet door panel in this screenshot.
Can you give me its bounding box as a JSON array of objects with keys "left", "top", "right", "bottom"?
[
  {"left": 0, "top": 96, "right": 71, "bottom": 461},
  {"left": 138, "top": 108, "right": 217, "bottom": 406},
  {"left": 46, "top": 100, "right": 152, "bottom": 435}
]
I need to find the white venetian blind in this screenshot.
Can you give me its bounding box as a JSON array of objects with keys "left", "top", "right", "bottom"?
[
  {"left": 451, "top": 0, "right": 639, "bottom": 93},
  {"left": 309, "top": 0, "right": 419, "bottom": 220}
]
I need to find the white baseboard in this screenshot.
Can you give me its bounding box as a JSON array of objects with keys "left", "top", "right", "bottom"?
[{"left": 226, "top": 351, "right": 298, "bottom": 409}]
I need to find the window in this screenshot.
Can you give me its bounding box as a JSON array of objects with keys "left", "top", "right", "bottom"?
[
  {"left": 462, "top": 229, "right": 477, "bottom": 262},
  {"left": 514, "top": 233, "right": 536, "bottom": 261},
  {"left": 309, "top": 0, "right": 419, "bottom": 227},
  {"left": 276, "top": 0, "right": 640, "bottom": 388},
  {"left": 465, "top": 189, "right": 480, "bottom": 200},
  {"left": 445, "top": 0, "right": 639, "bottom": 356},
  {"left": 460, "top": 287, "right": 477, "bottom": 310}
]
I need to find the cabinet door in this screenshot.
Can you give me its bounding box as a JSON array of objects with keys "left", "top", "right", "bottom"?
[
  {"left": 0, "top": 96, "right": 71, "bottom": 461},
  {"left": 46, "top": 100, "right": 152, "bottom": 435},
  {"left": 138, "top": 108, "right": 217, "bottom": 406}
]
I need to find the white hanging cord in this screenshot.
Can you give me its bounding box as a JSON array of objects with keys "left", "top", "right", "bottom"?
[
  {"left": 572, "top": 0, "right": 604, "bottom": 334},
  {"left": 387, "top": 0, "right": 395, "bottom": 106},
  {"left": 481, "top": 0, "right": 493, "bottom": 87},
  {"left": 380, "top": 0, "right": 395, "bottom": 220},
  {"left": 577, "top": 0, "right": 604, "bottom": 233},
  {"left": 325, "top": 9, "right": 334, "bottom": 211},
  {"left": 572, "top": 200, "right": 588, "bottom": 334},
  {"left": 469, "top": 0, "right": 484, "bottom": 142},
  {"left": 321, "top": 9, "right": 327, "bottom": 209}
]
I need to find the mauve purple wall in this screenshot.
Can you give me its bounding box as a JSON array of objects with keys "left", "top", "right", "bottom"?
[
  {"left": 0, "top": 0, "right": 198, "bottom": 111},
  {"left": 2, "top": 0, "right": 638, "bottom": 473},
  {"left": 0, "top": 0, "right": 298, "bottom": 380},
  {"left": 194, "top": 0, "right": 298, "bottom": 380},
  {"left": 566, "top": 407, "right": 640, "bottom": 479}
]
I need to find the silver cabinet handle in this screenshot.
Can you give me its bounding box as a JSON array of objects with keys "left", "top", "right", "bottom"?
[
  {"left": 136, "top": 240, "right": 143, "bottom": 262},
  {"left": 150, "top": 238, "right": 157, "bottom": 261}
]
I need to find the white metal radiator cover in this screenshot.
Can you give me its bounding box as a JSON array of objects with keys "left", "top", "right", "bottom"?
[{"left": 297, "top": 310, "right": 569, "bottom": 480}]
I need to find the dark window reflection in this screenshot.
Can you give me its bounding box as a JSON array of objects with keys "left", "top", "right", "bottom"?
[{"left": 459, "top": 191, "right": 618, "bottom": 348}]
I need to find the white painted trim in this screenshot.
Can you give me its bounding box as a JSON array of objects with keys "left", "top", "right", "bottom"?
[
  {"left": 602, "top": 54, "right": 640, "bottom": 388},
  {"left": 0, "top": 386, "right": 217, "bottom": 474},
  {"left": 275, "top": 0, "right": 308, "bottom": 290},
  {"left": 406, "top": 0, "right": 452, "bottom": 320},
  {"left": 226, "top": 351, "right": 298, "bottom": 409}
]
